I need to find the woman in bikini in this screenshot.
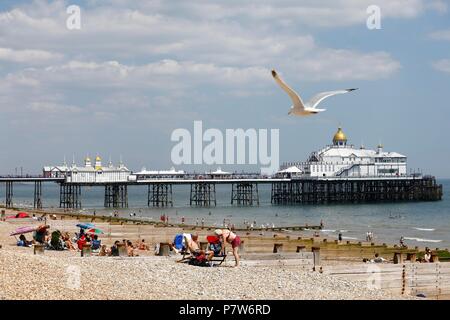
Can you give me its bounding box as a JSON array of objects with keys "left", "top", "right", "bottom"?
[{"left": 214, "top": 229, "right": 241, "bottom": 267}]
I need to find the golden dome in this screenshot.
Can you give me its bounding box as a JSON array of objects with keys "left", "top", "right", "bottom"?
[
  {"left": 95, "top": 156, "right": 101, "bottom": 161},
  {"left": 85, "top": 156, "right": 91, "bottom": 162},
  {"left": 333, "top": 127, "right": 347, "bottom": 143}
]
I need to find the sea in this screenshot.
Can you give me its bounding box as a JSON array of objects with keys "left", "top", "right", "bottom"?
[{"left": 1, "top": 179, "right": 449, "bottom": 248}]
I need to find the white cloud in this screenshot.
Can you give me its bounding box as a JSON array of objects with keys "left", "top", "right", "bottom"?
[
  {"left": 0, "top": 47, "right": 62, "bottom": 64},
  {"left": 0, "top": 0, "right": 403, "bottom": 129},
  {"left": 430, "top": 29, "right": 450, "bottom": 41},
  {"left": 432, "top": 59, "right": 450, "bottom": 74}
]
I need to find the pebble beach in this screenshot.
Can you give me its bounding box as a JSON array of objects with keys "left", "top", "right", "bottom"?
[{"left": 0, "top": 209, "right": 412, "bottom": 300}]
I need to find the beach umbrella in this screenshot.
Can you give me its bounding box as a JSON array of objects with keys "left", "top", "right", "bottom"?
[
  {"left": 10, "top": 226, "right": 36, "bottom": 236},
  {"left": 76, "top": 223, "right": 95, "bottom": 229},
  {"left": 85, "top": 228, "right": 104, "bottom": 235},
  {"left": 6, "top": 212, "right": 30, "bottom": 219}
]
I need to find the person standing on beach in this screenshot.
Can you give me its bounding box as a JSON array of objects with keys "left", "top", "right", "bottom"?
[
  {"left": 201, "top": 218, "right": 205, "bottom": 228},
  {"left": 338, "top": 233, "right": 342, "bottom": 242},
  {"left": 214, "top": 229, "right": 241, "bottom": 267}
]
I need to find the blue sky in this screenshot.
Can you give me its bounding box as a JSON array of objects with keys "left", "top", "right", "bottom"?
[{"left": 0, "top": 0, "right": 449, "bottom": 176}]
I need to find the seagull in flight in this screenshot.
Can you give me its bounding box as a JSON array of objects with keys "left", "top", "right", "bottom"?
[{"left": 271, "top": 69, "right": 357, "bottom": 116}]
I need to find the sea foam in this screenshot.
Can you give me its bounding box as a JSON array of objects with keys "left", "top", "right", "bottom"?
[{"left": 404, "top": 237, "right": 442, "bottom": 243}]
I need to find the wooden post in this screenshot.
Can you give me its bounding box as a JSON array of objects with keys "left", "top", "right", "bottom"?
[
  {"left": 81, "top": 244, "right": 92, "bottom": 257},
  {"left": 393, "top": 252, "right": 403, "bottom": 264},
  {"left": 296, "top": 245, "right": 305, "bottom": 252},
  {"left": 407, "top": 252, "right": 417, "bottom": 263},
  {"left": 117, "top": 243, "right": 127, "bottom": 256},
  {"left": 312, "top": 247, "right": 321, "bottom": 270},
  {"left": 34, "top": 244, "right": 45, "bottom": 255},
  {"left": 158, "top": 242, "right": 171, "bottom": 256},
  {"left": 431, "top": 252, "right": 439, "bottom": 263},
  {"left": 239, "top": 240, "right": 245, "bottom": 253},
  {"left": 273, "top": 243, "right": 283, "bottom": 253}
]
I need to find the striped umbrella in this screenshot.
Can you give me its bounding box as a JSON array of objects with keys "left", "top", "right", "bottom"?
[
  {"left": 10, "top": 226, "right": 36, "bottom": 236},
  {"left": 85, "top": 228, "right": 104, "bottom": 235}
]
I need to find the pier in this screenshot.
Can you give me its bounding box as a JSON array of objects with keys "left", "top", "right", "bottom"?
[
  {"left": 271, "top": 176, "right": 443, "bottom": 204},
  {"left": 0, "top": 174, "right": 442, "bottom": 209}
]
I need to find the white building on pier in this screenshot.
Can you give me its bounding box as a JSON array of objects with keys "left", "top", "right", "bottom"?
[
  {"left": 43, "top": 156, "right": 132, "bottom": 183},
  {"left": 279, "top": 127, "right": 407, "bottom": 178}
]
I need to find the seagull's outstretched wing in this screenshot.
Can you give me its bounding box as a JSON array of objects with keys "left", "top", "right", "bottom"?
[
  {"left": 307, "top": 88, "right": 357, "bottom": 109},
  {"left": 271, "top": 69, "right": 305, "bottom": 111}
]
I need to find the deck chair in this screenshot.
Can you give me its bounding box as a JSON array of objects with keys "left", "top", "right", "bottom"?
[
  {"left": 175, "top": 234, "right": 195, "bottom": 263},
  {"left": 49, "top": 230, "right": 64, "bottom": 251},
  {"left": 206, "top": 235, "right": 227, "bottom": 266}
]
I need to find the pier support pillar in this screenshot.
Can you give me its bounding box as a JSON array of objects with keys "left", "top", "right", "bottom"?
[
  {"left": 190, "top": 183, "right": 216, "bottom": 207},
  {"left": 59, "top": 184, "right": 81, "bottom": 209},
  {"left": 5, "top": 181, "right": 13, "bottom": 208},
  {"left": 148, "top": 183, "right": 173, "bottom": 207},
  {"left": 34, "top": 181, "right": 43, "bottom": 210},
  {"left": 231, "top": 183, "right": 259, "bottom": 206},
  {"left": 104, "top": 184, "right": 128, "bottom": 208}
]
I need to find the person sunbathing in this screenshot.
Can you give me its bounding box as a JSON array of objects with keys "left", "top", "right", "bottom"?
[
  {"left": 62, "top": 232, "right": 76, "bottom": 251},
  {"left": 126, "top": 240, "right": 138, "bottom": 257},
  {"left": 17, "top": 234, "right": 32, "bottom": 247},
  {"left": 185, "top": 235, "right": 214, "bottom": 262},
  {"left": 110, "top": 241, "right": 120, "bottom": 256},
  {"left": 138, "top": 239, "right": 149, "bottom": 251},
  {"left": 98, "top": 245, "right": 110, "bottom": 256}
]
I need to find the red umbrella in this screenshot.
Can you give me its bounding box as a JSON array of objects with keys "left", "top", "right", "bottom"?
[
  {"left": 6, "top": 212, "right": 30, "bottom": 219},
  {"left": 16, "top": 212, "right": 30, "bottom": 218}
]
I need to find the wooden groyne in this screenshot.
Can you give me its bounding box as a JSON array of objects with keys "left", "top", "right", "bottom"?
[
  {"left": 16, "top": 209, "right": 321, "bottom": 232},
  {"left": 323, "top": 263, "right": 450, "bottom": 299}
]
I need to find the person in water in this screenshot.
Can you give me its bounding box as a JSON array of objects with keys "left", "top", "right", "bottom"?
[{"left": 214, "top": 228, "right": 241, "bottom": 267}]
